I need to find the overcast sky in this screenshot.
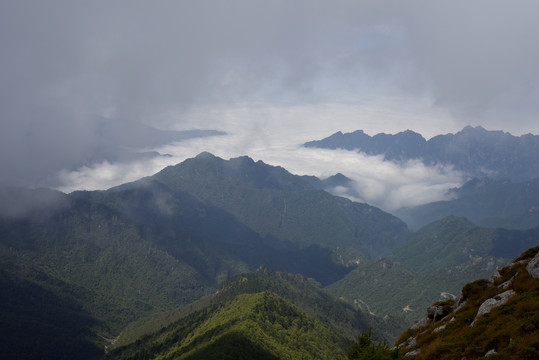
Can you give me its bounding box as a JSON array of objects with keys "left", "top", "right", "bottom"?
[{"left": 2, "top": 1, "right": 538, "bottom": 210}]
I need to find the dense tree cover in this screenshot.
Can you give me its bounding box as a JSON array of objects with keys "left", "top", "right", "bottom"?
[
  {"left": 74, "top": 179, "right": 350, "bottom": 286},
  {"left": 0, "top": 194, "right": 212, "bottom": 357},
  {"left": 0, "top": 269, "right": 102, "bottom": 360},
  {"left": 114, "top": 264, "right": 395, "bottom": 348},
  {"left": 110, "top": 292, "right": 348, "bottom": 360}
]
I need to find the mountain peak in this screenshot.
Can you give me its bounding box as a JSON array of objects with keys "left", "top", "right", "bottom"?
[
  {"left": 461, "top": 125, "right": 487, "bottom": 133},
  {"left": 194, "top": 151, "right": 218, "bottom": 160}
]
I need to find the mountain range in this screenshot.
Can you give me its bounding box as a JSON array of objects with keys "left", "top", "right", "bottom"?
[
  {"left": 304, "top": 125, "right": 539, "bottom": 182},
  {"left": 1, "top": 147, "right": 538, "bottom": 359}
]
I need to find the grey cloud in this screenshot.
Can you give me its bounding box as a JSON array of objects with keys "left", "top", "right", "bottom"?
[{"left": 1, "top": 1, "right": 538, "bottom": 187}]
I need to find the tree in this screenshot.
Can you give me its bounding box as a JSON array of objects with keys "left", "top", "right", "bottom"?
[{"left": 343, "top": 329, "right": 400, "bottom": 360}]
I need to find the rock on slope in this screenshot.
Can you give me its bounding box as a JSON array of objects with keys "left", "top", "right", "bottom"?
[{"left": 396, "top": 246, "right": 539, "bottom": 359}]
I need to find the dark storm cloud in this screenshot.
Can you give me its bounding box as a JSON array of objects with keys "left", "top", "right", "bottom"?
[{"left": 1, "top": 1, "right": 538, "bottom": 187}]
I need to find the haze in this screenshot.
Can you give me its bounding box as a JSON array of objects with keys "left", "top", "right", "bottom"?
[{"left": 1, "top": 1, "right": 538, "bottom": 211}]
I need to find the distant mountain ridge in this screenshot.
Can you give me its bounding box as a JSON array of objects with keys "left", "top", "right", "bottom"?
[{"left": 304, "top": 126, "right": 539, "bottom": 181}]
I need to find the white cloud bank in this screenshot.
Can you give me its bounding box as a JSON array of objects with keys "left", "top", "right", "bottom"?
[{"left": 57, "top": 100, "right": 465, "bottom": 211}]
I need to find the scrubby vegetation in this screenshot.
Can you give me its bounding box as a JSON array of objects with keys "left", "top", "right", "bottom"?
[
  {"left": 340, "top": 330, "right": 400, "bottom": 360},
  {"left": 396, "top": 246, "right": 539, "bottom": 359}
]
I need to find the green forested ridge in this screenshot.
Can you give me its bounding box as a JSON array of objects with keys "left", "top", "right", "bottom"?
[
  {"left": 115, "top": 264, "right": 403, "bottom": 348},
  {"left": 110, "top": 292, "right": 348, "bottom": 360},
  {"left": 0, "top": 269, "right": 103, "bottom": 360},
  {"left": 326, "top": 257, "right": 505, "bottom": 325}
]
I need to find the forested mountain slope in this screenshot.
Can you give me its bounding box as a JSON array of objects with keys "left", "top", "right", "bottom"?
[
  {"left": 0, "top": 189, "right": 210, "bottom": 359},
  {"left": 110, "top": 292, "right": 348, "bottom": 360},
  {"left": 153, "top": 152, "right": 409, "bottom": 260},
  {"left": 327, "top": 216, "right": 538, "bottom": 325},
  {"left": 114, "top": 265, "right": 405, "bottom": 349}
]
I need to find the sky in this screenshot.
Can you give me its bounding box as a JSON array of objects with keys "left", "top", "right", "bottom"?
[{"left": 1, "top": 1, "right": 538, "bottom": 211}]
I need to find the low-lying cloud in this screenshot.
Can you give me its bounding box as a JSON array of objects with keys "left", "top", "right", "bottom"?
[{"left": 57, "top": 104, "right": 466, "bottom": 212}]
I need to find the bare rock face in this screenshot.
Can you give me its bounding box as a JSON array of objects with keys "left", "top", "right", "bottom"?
[
  {"left": 433, "top": 324, "right": 446, "bottom": 333},
  {"left": 471, "top": 290, "right": 516, "bottom": 326},
  {"left": 485, "top": 349, "right": 497, "bottom": 356},
  {"left": 410, "top": 316, "right": 429, "bottom": 330},
  {"left": 526, "top": 250, "right": 539, "bottom": 278},
  {"left": 453, "top": 293, "right": 467, "bottom": 312},
  {"left": 404, "top": 349, "right": 420, "bottom": 356},
  {"left": 427, "top": 305, "right": 449, "bottom": 321}
]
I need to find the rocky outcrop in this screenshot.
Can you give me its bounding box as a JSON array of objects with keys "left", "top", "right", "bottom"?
[
  {"left": 410, "top": 316, "right": 429, "bottom": 330},
  {"left": 433, "top": 324, "right": 446, "bottom": 333},
  {"left": 485, "top": 348, "right": 497, "bottom": 356},
  {"left": 526, "top": 250, "right": 539, "bottom": 278},
  {"left": 404, "top": 348, "right": 420, "bottom": 356},
  {"left": 471, "top": 289, "right": 515, "bottom": 326},
  {"left": 427, "top": 305, "right": 449, "bottom": 321}
]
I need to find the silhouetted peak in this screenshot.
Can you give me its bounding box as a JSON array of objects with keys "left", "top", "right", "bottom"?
[{"left": 195, "top": 151, "right": 218, "bottom": 160}]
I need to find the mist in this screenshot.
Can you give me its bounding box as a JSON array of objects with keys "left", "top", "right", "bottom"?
[{"left": 1, "top": 1, "right": 538, "bottom": 200}]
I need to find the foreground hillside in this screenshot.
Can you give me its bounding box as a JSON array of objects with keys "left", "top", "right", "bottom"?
[{"left": 396, "top": 246, "right": 539, "bottom": 359}]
